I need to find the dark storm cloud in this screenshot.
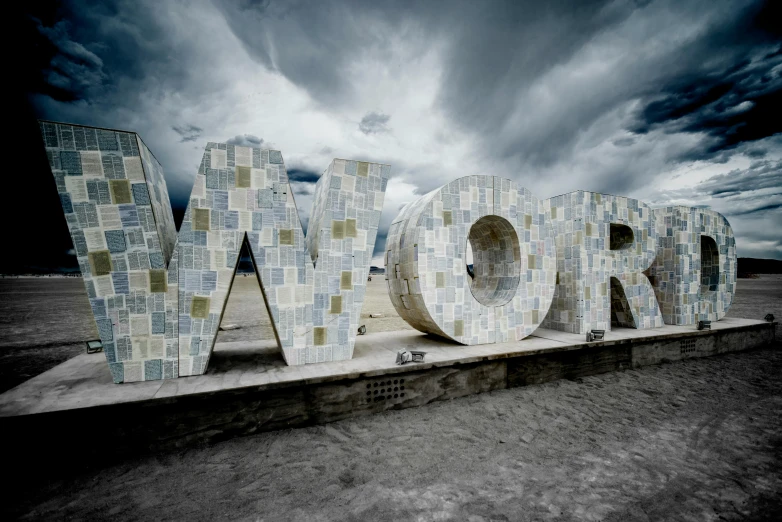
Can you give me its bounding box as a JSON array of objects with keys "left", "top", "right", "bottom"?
[
  {"left": 699, "top": 159, "right": 782, "bottom": 200},
  {"left": 644, "top": 157, "right": 781, "bottom": 258},
  {"left": 24, "top": 1, "right": 216, "bottom": 116},
  {"left": 633, "top": 11, "right": 782, "bottom": 162},
  {"left": 173, "top": 124, "right": 204, "bottom": 143},
  {"left": 32, "top": 18, "right": 107, "bottom": 102},
  {"left": 745, "top": 147, "right": 768, "bottom": 158},
  {"left": 15, "top": 0, "right": 782, "bottom": 268},
  {"left": 484, "top": 0, "right": 781, "bottom": 176},
  {"left": 434, "top": 0, "right": 626, "bottom": 146},
  {"left": 226, "top": 134, "right": 264, "bottom": 147},
  {"left": 213, "top": 0, "right": 412, "bottom": 107},
  {"left": 359, "top": 112, "right": 391, "bottom": 135},
  {"left": 287, "top": 169, "right": 320, "bottom": 184},
  {"left": 31, "top": 1, "right": 780, "bottom": 173},
  {"left": 634, "top": 3, "right": 781, "bottom": 137},
  {"left": 731, "top": 203, "right": 781, "bottom": 215},
  {"left": 21, "top": 2, "right": 234, "bottom": 231},
  {"left": 648, "top": 158, "right": 782, "bottom": 217},
  {"left": 215, "top": 0, "right": 779, "bottom": 190},
  {"left": 372, "top": 231, "right": 387, "bottom": 258},
  {"left": 612, "top": 137, "right": 636, "bottom": 147},
  {"left": 214, "top": 0, "right": 624, "bottom": 122}
]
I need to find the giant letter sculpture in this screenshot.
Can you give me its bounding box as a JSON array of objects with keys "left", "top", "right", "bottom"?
[
  {"left": 648, "top": 206, "right": 736, "bottom": 325},
  {"left": 40, "top": 120, "right": 738, "bottom": 383},
  {"left": 40, "top": 121, "right": 181, "bottom": 382},
  {"left": 542, "top": 191, "right": 663, "bottom": 334},
  {"left": 388, "top": 188, "right": 736, "bottom": 340},
  {"left": 178, "top": 144, "right": 390, "bottom": 374},
  {"left": 385, "top": 176, "right": 557, "bottom": 343},
  {"left": 40, "top": 121, "right": 389, "bottom": 382}
]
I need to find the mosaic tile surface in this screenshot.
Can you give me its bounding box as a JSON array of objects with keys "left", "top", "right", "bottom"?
[
  {"left": 385, "top": 175, "right": 557, "bottom": 344},
  {"left": 40, "top": 120, "right": 739, "bottom": 381},
  {"left": 177, "top": 144, "right": 391, "bottom": 375},
  {"left": 42, "top": 121, "right": 390, "bottom": 382},
  {"left": 40, "top": 121, "right": 179, "bottom": 383},
  {"left": 647, "top": 206, "right": 737, "bottom": 325},
  {"left": 541, "top": 191, "right": 664, "bottom": 334}
]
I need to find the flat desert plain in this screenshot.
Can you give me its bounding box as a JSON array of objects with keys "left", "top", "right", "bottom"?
[
  {"left": 1, "top": 274, "right": 780, "bottom": 521},
  {"left": 1, "top": 274, "right": 779, "bottom": 388}
]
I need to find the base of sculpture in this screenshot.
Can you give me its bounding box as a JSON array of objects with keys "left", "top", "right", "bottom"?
[{"left": 0, "top": 318, "right": 775, "bottom": 472}]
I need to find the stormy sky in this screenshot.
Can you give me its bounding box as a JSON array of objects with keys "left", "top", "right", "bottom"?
[{"left": 7, "top": 0, "right": 781, "bottom": 272}]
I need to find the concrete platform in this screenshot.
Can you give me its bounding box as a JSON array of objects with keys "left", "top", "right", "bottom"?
[{"left": 0, "top": 318, "right": 776, "bottom": 470}]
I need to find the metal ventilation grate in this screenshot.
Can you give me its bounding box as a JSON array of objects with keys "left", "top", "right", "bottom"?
[
  {"left": 366, "top": 378, "right": 406, "bottom": 404},
  {"left": 680, "top": 339, "right": 696, "bottom": 354}
]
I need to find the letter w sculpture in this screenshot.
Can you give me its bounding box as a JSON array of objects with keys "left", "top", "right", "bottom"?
[{"left": 39, "top": 121, "right": 390, "bottom": 382}]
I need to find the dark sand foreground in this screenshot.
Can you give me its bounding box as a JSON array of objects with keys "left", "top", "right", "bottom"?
[
  {"left": 6, "top": 346, "right": 781, "bottom": 521},
  {"left": 1, "top": 275, "right": 780, "bottom": 520}
]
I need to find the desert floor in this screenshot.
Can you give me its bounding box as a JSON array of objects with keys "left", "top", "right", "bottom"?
[
  {"left": 1, "top": 274, "right": 779, "bottom": 391},
  {"left": 1, "top": 275, "right": 780, "bottom": 520}
]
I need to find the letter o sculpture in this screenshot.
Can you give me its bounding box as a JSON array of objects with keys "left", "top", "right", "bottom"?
[{"left": 385, "top": 175, "right": 556, "bottom": 344}]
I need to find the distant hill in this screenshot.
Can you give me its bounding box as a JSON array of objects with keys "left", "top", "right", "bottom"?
[
  {"left": 738, "top": 257, "right": 782, "bottom": 277},
  {"left": 369, "top": 266, "right": 385, "bottom": 274}
]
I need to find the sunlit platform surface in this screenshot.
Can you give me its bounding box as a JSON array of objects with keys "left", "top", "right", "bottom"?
[{"left": 0, "top": 318, "right": 775, "bottom": 469}]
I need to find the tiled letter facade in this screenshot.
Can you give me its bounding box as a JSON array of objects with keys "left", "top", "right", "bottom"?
[
  {"left": 41, "top": 121, "right": 738, "bottom": 383},
  {"left": 648, "top": 206, "right": 736, "bottom": 325},
  {"left": 39, "top": 121, "right": 180, "bottom": 383},
  {"left": 385, "top": 176, "right": 557, "bottom": 344},
  {"left": 542, "top": 191, "right": 663, "bottom": 334},
  {"left": 178, "top": 144, "right": 390, "bottom": 374},
  {"left": 41, "top": 121, "right": 390, "bottom": 382}
]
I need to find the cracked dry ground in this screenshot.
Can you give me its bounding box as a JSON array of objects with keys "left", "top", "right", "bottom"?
[{"left": 9, "top": 345, "right": 781, "bottom": 521}]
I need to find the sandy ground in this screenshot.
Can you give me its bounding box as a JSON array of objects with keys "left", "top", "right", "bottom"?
[
  {"left": 0, "top": 275, "right": 411, "bottom": 391},
  {"left": 192, "top": 273, "right": 782, "bottom": 345},
  {"left": 3, "top": 274, "right": 777, "bottom": 391},
  {"left": 7, "top": 346, "right": 781, "bottom": 521},
  {"left": 217, "top": 274, "right": 412, "bottom": 344},
  {"left": 0, "top": 278, "right": 97, "bottom": 392},
  {"left": 1, "top": 274, "right": 780, "bottom": 520}
]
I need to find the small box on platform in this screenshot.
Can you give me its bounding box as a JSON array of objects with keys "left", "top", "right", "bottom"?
[
  {"left": 586, "top": 330, "right": 605, "bottom": 342},
  {"left": 85, "top": 340, "right": 103, "bottom": 354},
  {"left": 396, "top": 350, "right": 427, "bottom": 365}
]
